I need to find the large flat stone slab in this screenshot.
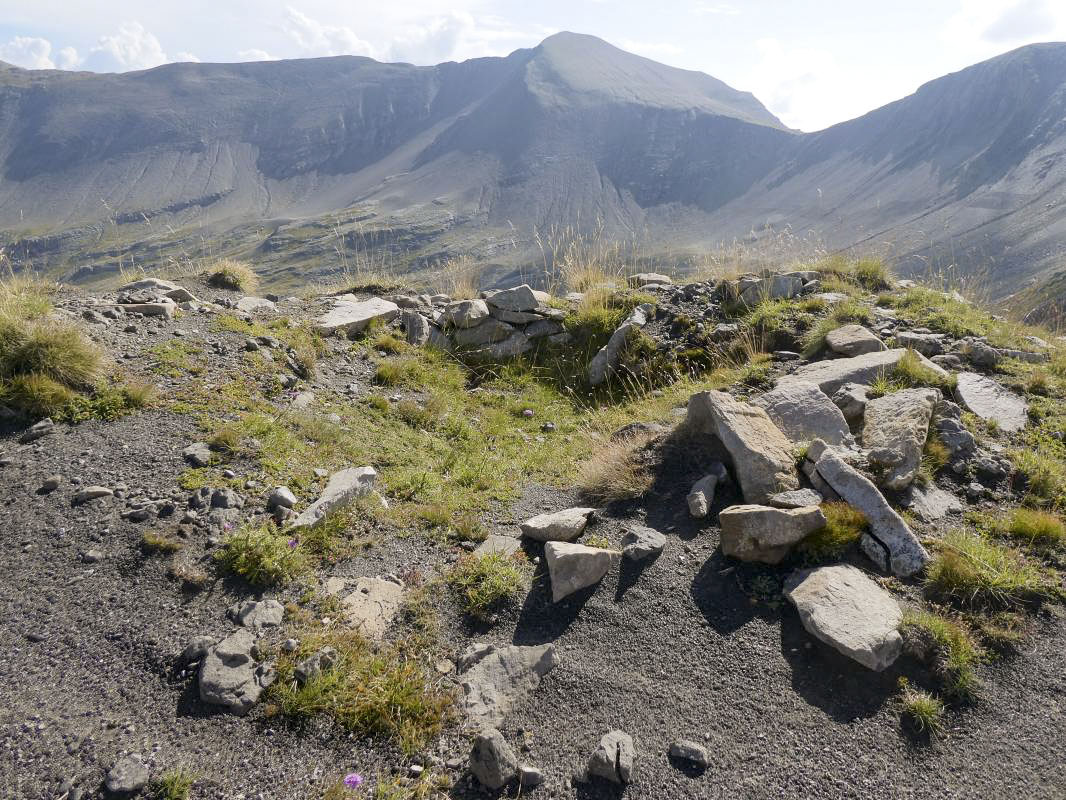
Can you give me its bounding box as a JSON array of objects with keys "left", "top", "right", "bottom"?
[
  {"left": 753, "top": 381, "right": 852, "bottom": 446},
  {"left": 315, "top": 296, "right": 399, "bottom": 335},
  {"left": 808, "top": 440, "right": 929, "bottom": 577},
  {"left": 955, "top": 372, "right": 1028, "bottom": 433},
  {"left": 719, "top": 504, "right": 826, "bottom": 563},
  {"left": 825, "top": 324, "right": 885, "bottom": 357},
  {"left": 785, "top": 564, "right": 903, "bottom": 671},
  {"left": 459, "top": 643, "right": 560, "bottom": 727},
  {"left": 687, "top": 391, "right": 798, "bottom": 504},
  {"left": 787, "top": 349, "right": 948, "bottom": 396},
  {"left": 330, "top": 577, "right": 404, "bottom": 639}
]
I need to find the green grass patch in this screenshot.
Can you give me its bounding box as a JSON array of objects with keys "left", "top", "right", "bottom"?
[
  {"left": 926, "top": 529, "right": 1056, "bottom": 608},
  {"left": 992, "top": 507, "right": 1066, "bottom": 552},
  {"left": 207, "top": 259, "right": 259, "bottom": 292},
  {"left": 892, "top": 348, "right": 957, "bottom": 392},
  {"left": 141, "top": 530, "right": 184, "bottom": 554},
  {"left": 150, "top": 768, "right": 196, "bottom": 800},
  {"left": 447, "top": 552, "right": 528, "bottom": 619},
  {"left": 901, "top": 611, "right": 982, "bottom": 701},
  {"left": 800, "top": 298, "right": 875, "bottom": 357},
  {"left": 898, "top": 678, "right": 945, "bottom": 739},
  {"left": 215, "top": 523, "right": 309, "bottom": 586},
  {"left": 796, "top": 502, "right": 868, "bottom": 563},
  {"left": 267, "top": 629, "right": 454, "bottom": 754}
]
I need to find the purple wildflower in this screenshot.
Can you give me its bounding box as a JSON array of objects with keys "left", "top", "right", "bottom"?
[
  {"left": 288, "top": 538, "right": 299, "bottom": 549},
  {"left": 343, "top": 773, "right": 363, "bottom": 788}
]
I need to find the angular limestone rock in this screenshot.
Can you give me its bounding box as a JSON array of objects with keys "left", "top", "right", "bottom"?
[
  {"left": 446, "top": 299, "right": 490, "bottom": 328},
  {"left": 290, "top": 467, "right": 377, "bottom": 528},
  {"left": 784, "top": 564, "right": 903, "bottom": 671},
  {"left": 544, "top": 541, "right": 621, "bottom": 601},
  {"left": 520, "top": 507, "right": 595, "bottom": 542},
  {"left": 719, "top": 504, "right": 826, "bottom": 563},
  {"left": 862, "top": 388, "right": 939, "bottom": 489},
  {"left": 788, "top": 349, "right": 948, "bottom": 396},
  {"left": 808, "top": 440, "right": 929, "bottom": 577},
  {"left": 825, "top": 324, "right": 885, "bottom": 356},
  {"left": 459, "top": 643, "right": 560, "bottom": 727},
  {"left": 588, "top": 303, "right": 655, "bottom": 386},
  {"left": 588, "top": 730, "right": 635, "bottom": 784},
  {"left": 955, "top": 372, "right": 1028, "bottom": 433},
  {"left": 484, "top": 284, "right": 539, "bottom": 312},
  {"left": 754, "top": 381, "right": 852, "bottom": 446},
  {"left": 335, "top": 577, "right": 404, "bottom": 639},
  {"left": 470, "top": 727, "right": 519, "bottom": 789},
  {"left": 198, "top": 629, "right": 275, "bottom": 714},
  {"left": 315, "top": 296, "right": 399, "bottom": 335},
  {"left": 687, "top": 391, "right": 798, "bottom": 504}
]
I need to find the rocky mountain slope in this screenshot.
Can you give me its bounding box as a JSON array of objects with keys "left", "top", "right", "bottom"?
[
  {"left": 2, "top": 260, "right": 1065, "bottom": 798},
  {"left": 1, "top": 35, "right": 1065, "bottom": 294}
]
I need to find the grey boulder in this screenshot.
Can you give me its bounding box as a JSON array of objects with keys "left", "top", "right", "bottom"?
[
  {"left": 621, "top": 524, "right": 666, "bottom": 561},
  {"left": 519, "top": 507, "right": 595, "bottom": 542},
  {"left": 544, "top": 541, "right": 621, "bottom": 601},
  {"left": 754, "top": 380, "right": 852, "bottom": 446},
  {"left": 825, "top": 324, "right": 885, "bottom": 356},
  {"left": 587, "top": 730, "right": 635, "bottom": 784},
  {"left": 470, "top": 727, "right": 519, "bottom": 789},
  {"left": 105, "top": 755, "right": 149, "bottom": 794},
  {"left": 719, "top": 504, "right": 826, "bottom": 564},
  {"left": 289, "top": 466, "right": 377, "bottom": 528},
  {"left": 459, "top": 643, "right": 560, "bottom": 727},
  {"left": 198, "top": 629, "right": 275, "bottom": 714}
]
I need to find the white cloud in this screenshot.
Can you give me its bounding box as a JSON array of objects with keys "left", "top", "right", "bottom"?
[
  {"left": 237, "top": 48, "right": 279, "bottom": 62},
  {"left": 56, "top": 46, "right": 80, "bottom": 70},
  {"left": 692, "top": 2, "right": 740, "bottom": 16},
  {"left": 0, "top": 36, "right": 59, "bottom": 69},
  {"left": 175, "top": 51, "right": 200, "bottom": 63},
  {"left": 944, "top": 0, "right": 1066, "bottom": 60},
  {"left": 281, "top": 6, "right": 378, "bottom": 58},
  {"left": 84, "top": 21, "right": 168, "bottom": 71},
  {"left": 386, "top": 11, "right": 542, "bottom": 64},
  {"left": 743, "top": 37, "right": 841, "bottom": 130}
]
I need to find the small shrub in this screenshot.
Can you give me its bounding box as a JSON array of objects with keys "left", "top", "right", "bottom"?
[
  {"left": 151, "top": 768, "right": 196, "bottom": 800},
  {"left": 372, "top": 330, "right": 407, "bottom": 355},
  {"left": 447, "top": 552, "right": 527, "bottom": 619},
  {"left": 918, "top": 431, "right": 951, "bottom": 486},
  {"left": 901, "top": 611, "right": 981, "bottom": 701},
  {"left": 451, "top": 511, "right": 487, "bottom": 543},
  {"left": 207, "top": 259, "right": 259, "bottom": 292},
  {"left": 925, "top": 529, "right": 1054, "bottom": 608},
  {"left": 366, "top": 394, "right": 390, "bottom": 412},
  {"left": 577, "top": 434, "right": 655, "bottom": 503},
  {"left": 796, "top": 502, "right": 868, "bottom": 563},
  {"left": 215, "top": 524, "right": 308, "bottom": 586},
  {"left": 898, "top": 678, "right": 945, "bottom": 739},
  {"left": 268, "top": 630, "right": 454, "bottom": 753},
  {"left": 0, "top": 318, "right": 102, "bottom": 388},
  {"left": 583, "top": 534, "right": 612, "bottom": 549},
  {"left": 141, "top": 531, "right": 183, "bottom": 554}
]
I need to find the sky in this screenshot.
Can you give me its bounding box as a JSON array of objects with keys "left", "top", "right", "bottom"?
[{"left": 0, "top": 0, "right": 1063, "bottom": 131}]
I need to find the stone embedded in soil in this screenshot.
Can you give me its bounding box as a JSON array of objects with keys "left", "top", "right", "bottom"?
[
  {"left": 621, "top": 524, "right": 666, "bottom": 561},
  {"left": 105, "top": 754, "right": 149, "bottom": 794},
  {"left": 718, "top": 504, "right": 826, "bottom": 564},
  {"left": 900, "top": 483, "right": 963, "bottom": 522},
  {"left": 825, "top": 324, "right": 885, "bottom": 357},
  {"left": 72, "top": 485, "right": 113, "bottom": 505},
  {"left": 896, "top": 330, "right": 946, "bottom": 356},
  {"left": 445, "top": 298, "right": 491, "bottom": 328},
  {"left": 955, "top": 371, "right": 1028, "bottom": 433},
  {"left": 544, "top": 541, "right": 621, "bottom": 601},
  {"left": 198, "top": 629, "right": 276, "bottom": 715},
  {"left": 19, "top": 417, "right": 55, "bottom": 443},
  {"left": 669, "top": 739, "right": 710, "bottom": 768},
  {"left": 330, "top": 577, "right": 404, "bottom": 639},
  {"left": 784, "top": 563, "right": 903, "bottom": 671},
  {"left": 519, "top": 507, "right": 595, "bottom": 542},
  {"left": 470, "top": 727, "right": 519, "bottom": 789},
  {"left": 314, "top": 295, "right": 399, "bottom": 335},
  {"left": 519, "top": 764, "right": 546, "bottom": 786},
  {"left": 769, "top": 488, "right": 823, "bottom": 508},
  {"left": 183, "top": 442, "right": 212, "bottom": 467},
  {"left": 808, "top": 440, "right": 929, "bottom": 577},
  {"left": 753, "top": 380, "right": 853, "bottom": 446},
  {"left": 588, "top": 303, "right": 655, "bottom": 386},
  {"left": 484, "top": 284, "right": 539, "bottom": 312},
  {"left": 459, "top": 643, "right": 560, "bottom": 727},
  {"left": 862, "top": 388, "right": 939, "bottom": 490},
  {"left": 687, "top": 390, "right": 798, "bottom": 504},
  {"left": 630, "top": 272, "right": 673, "bottom": 287},
  {"left": 788, "top": 348, "right": 948, "bottom": 396},
  {"left": 294, "top": 646, "right": 338, "bottom": 685},
  {"left": 687, "top": 473, "right": 719, "bottom": 518},
  {"left": 235, "top": 296, "right": 276, "bottom": 314},
  {"left": 266, "top": 486, "right": 297, "bottom": 510},
  {"left": 474, "top": 534, "right": 522, "bottom": 557},
  {"left": 229, "top": 599, "right": 284, "bottom": 631},
  {"left": 289, "top": 466, "right": 376, "bottom": 528},
  {"left": 588, "top": 730, "right": 635, "bottom": 784}
]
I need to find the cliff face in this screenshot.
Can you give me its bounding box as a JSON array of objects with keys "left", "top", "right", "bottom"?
[{"left": 1, "top": 35, "right": 1065, "bottom": 294}]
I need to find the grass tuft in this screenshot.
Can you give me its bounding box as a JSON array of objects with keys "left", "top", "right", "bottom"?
[
  {"left": 898, "top": 678, "right": 945, "bottom": 739},
  {"left": 997, "top": 507, "right": 1066, "bottom": 552},
  {"left": 796, "top": 502, "right": 868, "bottom": 563},
  {"left": 206, "top": 259, "right": 260, "bottom": 292},
  {"left": 925, "top": 529, "right": 1055, "bottom": 608},
  {"left": 901, "top": 611, "right": 982, "bottom": 701},
  {"left": 576, "top": 433, "right": 655, "bottom": 503},
  {"left": 141, "top": 530, "right": 184, "bottom": 554},
  {"left": 215, "top": 524, "right": 308, "bottom": 586},
  {"left": 150, "top": 768, "right": 196, "bottom": 800},
  {"left": 447, "top": 552, "right": 528, "bottom": 619}
]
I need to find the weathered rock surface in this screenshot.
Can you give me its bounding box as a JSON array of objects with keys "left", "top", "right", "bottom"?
[
  {"left": 229, "top": 599, "right": 284, "bottom": 631},
  {"left": 825, "top": 324, "right": 885, "bottom": 356},
  {"left": 900, "top": 483, "right": 963, "bottom": 522},
  {"left": 784, "top": 564, "right": 903, "bottom": 671},
  {"left": 484, "top": 284, "right": 538, "bottom": 312},
  {"left": 620, "top": 524, "right": 666, "bottom": 561},
  {"left": 293, "top": 646, "right": 338, "bottom": 685},
  {"left": 896, "top": 331, "right": 946, "bottom": 356},
  {"left": 290, "top": 466, "right": 377, "bottom": 528},
  {"left": 788, "top": 349, "right": 947, "bottom": 396},
  {"left": 446, "top": 299, "right": 490, "bottom": 328},
  {"left": 831, "top": 383, "right": 869, "bottom": 422},
  {"left": 754, "top": 381, "right": 852, "bottom": 446},
  {"left": 198, "top": 629, "right": 275, "bottom": 715},
  {"left": 588, "top": 303, "right": 655, "bottom": 386},
  {"left": 474, "top": 534, "right": 522, "bottom": 557},
  {"left": 459, "top": 643, "right": 560, "bottom": 727},
  {"left": 955, "top": 372, "right": 1028, "bottom": 433},
  {"left": 519, "top": 507, "right": 595, "bottom": 542},
  {"left": 331, "top": 577, "right": 404, "bottom": 639},
  {"left": 105, "top": 755, "right": 149, "bottom": 794},
  {"left": 588, "top": 730, "right": 635, "bottom": 784},
  {"left": 314, "top": 296, "right": 399, "bottom": 334},
  {"left": 768, "top": 488, "right": 823, "bottom": 508},
  {"left": 182, "top": 442, "right": 213, "bottom": 467},
  {"left": 719, "top": 504, "right": 826, "bottom": 564},
  {"left": 453, "top": 317, "right": 514, "bottom": 347},
  {"left": 808, "top": 440, "right": 929, "bottom": 577},
  {"left": 687, "top": 391, "right": 798, "bottom": 504},
  {"left": 669, "top": 740, "right": 709, "bottom": 768},
  {"left": 544, "top": 542, "right": 621, "bottom": 601},
  {"left": 686, "top": 463, "right": 728, "bottom": 518},
  {"left": 470, "top": 727, "right": 519, "bottom": 789},
  {"left": 862, "top": 388, "right": 939, "bottom": 489}
]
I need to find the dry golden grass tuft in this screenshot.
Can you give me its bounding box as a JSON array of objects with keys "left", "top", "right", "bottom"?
[{"left": 577, "top": 431, "right": 656, "bottom": 503}]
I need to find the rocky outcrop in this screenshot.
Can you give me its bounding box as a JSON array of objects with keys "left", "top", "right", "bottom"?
[
  {"left": 314, "top": 296, "right": 399, "bottom": 335},
  {"left": 825, "top": 324, "right": 885, "bottom": 356},
  {"left": 955, "top": 372, "right": 1028, "bottom": 433},
  {"left": 687, "top": 391, "right": 798, "bottom": 504},
  {"left": 788, "top": 349, "right": 947, "bottom": 395},
  {"left": 784, "top": 564, "right": 903, "bottom": 671},
  {"left": 862, "top": 388, "right": 939, "bottom": 489},
  {"left": 753, "top": 381, "right": 852, "bottom": 446}
]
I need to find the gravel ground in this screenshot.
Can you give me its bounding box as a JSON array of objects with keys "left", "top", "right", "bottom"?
[{"left": 1, "top": 282, "right": 1064, "bottom": 799}]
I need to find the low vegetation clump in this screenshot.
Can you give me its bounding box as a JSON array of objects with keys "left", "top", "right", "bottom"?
[
  {"left": 447, "top": 552, "right": 528, "bottom": 619},
  {"left": 892, "top": 348, "right": 957, "bottom": 392},
  {"left": 141, "top": 530, "right": 184, "bottom": 554},
  {"left": 796, "top": 502, "right": 868, "bottom": 563},
  {"left": 150, "top": 768, "right": 196, "bottom": 800},
  {"left": 819, "top": 255, "right": 892, "bottom": 291},
  {"left": 577, "top": 433, "right": 656, "bottom": 503},
  {"left": 900, "top": 611, "right": 982, "bottom": 701},
  {"left": 898, "top": 678, "right": 945, "bottom": 739},
  {"left": 207, "top": 259, "right": 260, "bottom": 292},
  {"left": 215, "top": 523, "right": 309, "bottom": 586},
  {"left": 989, "top": 507, "right": 1066, "bottom": 552},
  {"left": 918, "top": 432, "right": 951, "bottom": 485},
  {"left": 800, "top": 298, "right": 875, "bottom": 357},
  {"left": 1010, "top": 447, "right": 1066, "bottom": 506},
  {"left": 267, "top": 630, "right": 454, "bottom": 753},
  {"left": 925, "top": 529, "right": 1055, "bottom": 608}
]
